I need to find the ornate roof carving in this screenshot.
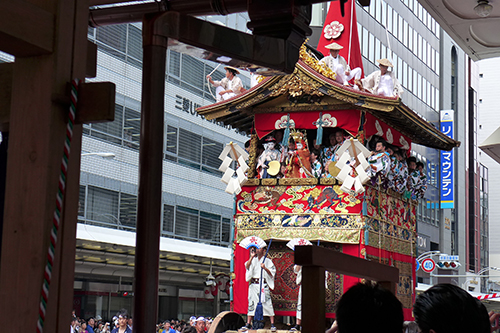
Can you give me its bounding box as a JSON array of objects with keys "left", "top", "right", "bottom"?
[{"left": 196, "top": 44, "right": 460, "bottom": 151}]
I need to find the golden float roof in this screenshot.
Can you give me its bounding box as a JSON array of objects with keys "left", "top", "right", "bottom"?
[{"left": 197, "top": 47, "right": 460, "bottom": 151}]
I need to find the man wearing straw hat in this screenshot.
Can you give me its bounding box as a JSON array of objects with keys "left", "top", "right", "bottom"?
[
  {"left": 206, "top": 66, "right": 243, "bottom": 102},
  {"left": 319, "top": 42, "right": 362, "bottom": 88},
  {"left": 361, "top": 59, "right": 403, "bottom": 98}
]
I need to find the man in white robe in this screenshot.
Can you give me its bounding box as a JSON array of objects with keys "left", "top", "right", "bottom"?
[
  {"left": 206, "top": 66, "right": 243, "bottom": 102},
  {"left": 319, "top": 42, "right": 362, "bottom": 88},
  {"left": 241, "top": 246, "right": 276, "bottom": 332},
  {"left": 361, "top": 59, "right": 403, "bottom": 98}
]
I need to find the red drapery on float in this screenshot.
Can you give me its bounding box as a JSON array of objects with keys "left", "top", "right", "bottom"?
[
  {"left": 232, "top": 241, "right": 415, "bottom": 321},
  {"left": 254, "top": 110, "right": 362, "bottom": 139},
  {"left": 364, "top": 113, "right": 412, "bottom": 151}
]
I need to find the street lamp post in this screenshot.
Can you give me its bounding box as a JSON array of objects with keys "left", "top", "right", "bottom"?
[
  {"left": 417, "top": 250, "right": 441, "bottom": 262},
  {"left": 478, "top": 267, "right": 500, "bottom": 292}
]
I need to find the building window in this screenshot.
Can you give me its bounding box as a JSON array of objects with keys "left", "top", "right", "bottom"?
[
  {"left": 120, "top": 192, "right": 137, "bottom": 229},
  {"left": 86, "top": 186, "right": 120, "bottom": 229},
  {"left": 79, "top": 185, "right": 86, "bottom": 219},
  {"left": 84, "top": 103, "right": 140, "bottom": 151},
  {"left": 161, "top": 204, "right": 230, "bottom": 246},
  {"left": 124, "top": 107, "right": 141, "bottom": 149},
  {"left": 165, "top": 125, "right": 224, "bottom": 176},
  {"left": 163, "top": 204, "right": 175, "bottom": 234},
  {"left": 78, "top": 184, "right": 231, "bottom": 247}
]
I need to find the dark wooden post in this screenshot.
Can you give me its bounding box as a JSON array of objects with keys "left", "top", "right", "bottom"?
[
  {"left": 301, "top": 265, "right": 326, "bottom": 333},
  {"left": 0, "top": 0, "right": 88, "bottom": 331},
  {"left": 132, "top": 13, "right": 167, "bottom": 333}
]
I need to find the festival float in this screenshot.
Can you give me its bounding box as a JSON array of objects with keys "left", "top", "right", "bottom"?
[{"left": 196, "top": 1, "right": 459, "bottom": 325}]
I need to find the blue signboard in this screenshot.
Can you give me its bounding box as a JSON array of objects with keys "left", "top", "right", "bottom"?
[{"left": 440, "top": 110, "right": 454, "bottom": 209}]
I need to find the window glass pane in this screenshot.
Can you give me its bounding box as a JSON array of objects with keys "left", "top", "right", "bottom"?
[
  {"left": 124, "top": 107, "right": 140, "bottom": 150},
  {"left": 165, "top": 125, "right": 178, "bottom": 158},
  {"left": 163, "top": 204, "right": 175, "bottom": 234},
  {"left": 422, "top": 78, "right": 427, "bottom": 104},
  {"left": 398, "top": 16, "right": 403, "bottom": 43},
  {"left": 369, "top": 33, "right": 375, "bottom": 63},
  {"left": 403, "top": 61, "right": 408, "bottom": 88},
  {"left": 436, "top": 50, "right": 440, "bottom": 73},
  {"left": 393, "top": 12, "right": 398, "bottom": 38},
  {"left": 88, "top": 26, "right": 95, "bottom": 39},
  {"left": 418, "top": 35, "right": 423, "bottom": 60},
  {"left": 200, "top": 216, "right": 220, "bottom": 244},
  {"left": 375, "top": 38, "right": 381, "bottom": 62},
  {"left": 417, "top": 73, "right": 422, "bottom": 99},
  {"left": 96, "top": 24, "right": 127, "bottom": 60},
  {"left": 222, "top": 218, "right": 231, "bottom": 244},
  {"left": 427, "top": 81, "right": 431, "bottom": 106},
  {"left": 202, "top": 137, "right": 223, "bottom": 175},
  {"left": 413, "top": 69, "right": 418, "bottom": 96},
  {"left": 430, "top": 85, "right": 434, "bottom": 108},
  {"left": 408, "top": 26, "right": 413, "bottom": 50},
  {"left": 92, "top": 104, "right": 123, "bottom": 145},
  {"left": 387, "top": 6, "right": 393, "bottom": 34},
  {"left": 362, "top": 28, "right": 369, "bottom": 58},
  {"left": 79, "top": 185, "right": 86, "bottom": 218},
  {"left": 168, "top": 50, "right": 181, "bottom": 77},
  {"left": 120, "top": 193, "right": 137, "bottom": 230},
  {"left": 175, "top": 206, "right": 199, "bottom": 239},
  {"left": 178, "top": 128, "right": 201, "bottom": 168},
  {"left": 369, "top": 0, "right": 376, "bottom": 17},
  {"left": 181, "top": 55, "right": 205, "bottom": 93},
  {"left": 127, "top": 24, "right": 143, "bottom": 65},
  {"left": 427, "top": 44, "right": 431, "bottom": 68},
  {"left": 381, "top": 1, "right": 387, "bottom": 28},
  {"left": 403, "top": 20, "right": 408, "bottom": 46},
  {"left": 358, "top": 23, "right": 363, "bottom": 46},
  {"left": 422, "top": 41, "right": 427, "bottom": 64},
  {"left": 408, "top": 66, "right": 413, "bottom": 92},
  {"left": 375, "top": 0, "right": 381, "bottom": 23},
  {"left": 435, "top": 88, "right": 440, "bottom": 110},
  {"left": 87, "top": 186, "right": 119, "bottom": 227},
  {"left": 397, "top": 57, "right": 402, "bottom": 83}
]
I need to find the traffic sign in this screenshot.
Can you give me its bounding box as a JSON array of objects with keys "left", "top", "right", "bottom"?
[
  {"left": 415, "top": 259, "right": 420, "bottom": 272},
  {"left": 421, "top": 258, "right": 436, "bottom": 273}
]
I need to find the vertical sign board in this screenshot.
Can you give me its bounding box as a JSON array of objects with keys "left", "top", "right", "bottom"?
[{"left": 440, "top": 110, "right": 454, "bottom": 209}]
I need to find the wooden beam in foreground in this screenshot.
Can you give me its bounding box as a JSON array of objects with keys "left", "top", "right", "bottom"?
[
  {"left": 0, "top": 1, "right": 54, "bottom": 56},
  {"left": 295, "top": 245, "right": 400, "bottom": 333}
]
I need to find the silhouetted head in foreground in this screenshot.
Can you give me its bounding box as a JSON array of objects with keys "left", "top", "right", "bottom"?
[
  {"left": 413, "top": 283, "right": 490, "bottom": 333},
  {"left": 336, "top": 282, "right": 403, "bottom": 333}
]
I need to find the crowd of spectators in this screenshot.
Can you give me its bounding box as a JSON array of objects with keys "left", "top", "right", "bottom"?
[
  {"left": 71, "top": 310, "right": 213, "bottom": 333},
  {"left": 72, "top": 283, "right": 500, "bottom": 333},
  {"left": 156, "top": 316, "right": 213, "bottom": 333}
]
